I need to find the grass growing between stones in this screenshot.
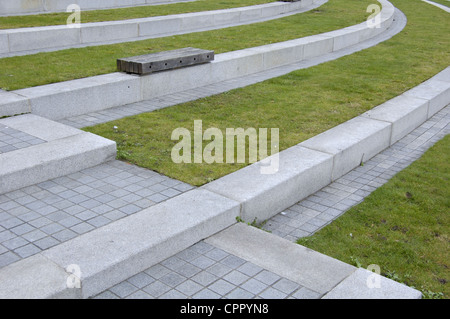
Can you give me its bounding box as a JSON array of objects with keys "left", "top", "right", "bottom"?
[
  {"left": 0, "top": 0, "right": 273, "bottom": 29},
  {"left": 84, "top": 0, "right": 449, "bottom": 186},
  {"left": 297, "top": 135, "right": 450, "bottom": 299},
  {"left": 0, "top": 0, "right": 373, "bottom": 90}
]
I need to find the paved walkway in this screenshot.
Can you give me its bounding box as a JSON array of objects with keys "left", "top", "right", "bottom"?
[
  {"left": 0, "top": 161, "right": 194, "bottom": 268},
  {"left": 93, "top": 105, "right": 448, "bottom": 299}
]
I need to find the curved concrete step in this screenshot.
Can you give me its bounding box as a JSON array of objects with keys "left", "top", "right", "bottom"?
[{"left": 0, "top": 0, "right": 323, "bottom": 57}]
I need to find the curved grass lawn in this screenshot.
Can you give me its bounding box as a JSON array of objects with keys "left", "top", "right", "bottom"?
[
  {"left": 84, "top": 0, "right": 449, "bottom": 187},
  {"left": 0, "top": 0, "right": 273, "bottom": 30},
  {"left": 298, "top": 135, "right": 450, "bottom": 299},
  {"left": 0, "top": 0, "right": 372, "bottom": 90}
]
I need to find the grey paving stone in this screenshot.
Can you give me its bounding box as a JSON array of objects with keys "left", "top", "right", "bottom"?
[
  {"left": 145, "top": 264, "right": 171, "bottom": 280},
  {"left": 208, "top": 279, "right": 236, "bottom": 296},
  {"left": 206, "top": 263, "right": 233, "bottom": 278},
  {"left": 33, "top": 236, "right": 59, "bottom": 250},
  {"left": 225, "top": 287, "right": 255, "bottom": 299},
  {"left": 241, "top": 278, "right": 268, "bottom": 295},
  {"left": 0, "top": 251, "right": 20, "bottom": 268},
  {"left": 192, "top": 288, "right": 221, "bottom": 299},
  {"left": 175, "top": 280, "right": 203, "bottom": 297},
  {"left": 254, "top": 270, "right": 281, "bottom": 286},
  {"left": 191, "top": 255, "right": 216, "bottom": 269},
  {"left": 127, "top": 273, "right": 155, "bottom": 289},
  {"left": 220, "top": 255, "right": 246, "bottom": 269},
  {"left": 2, "top": 236, "right": 29, "bottom": 250},
  {"left": 52, "top": 229, "right": 77, "bottom": 242},
  {"left": 272, "top": 278, "right": 301, "bottom": 295},
  {"left": 237, "top": 262, "right": 264, "bottom": 277},
  {"left": 223, "top": 270, "right": 250, "bottom": 286},
  {"left": 21, "top": 229, "right": 47, "bottom": 242},
  {"left": 143, "top": 281, "right": 172, "bottom": 298},
  {"left": 93, "top": 291, "right": 120, "bottom": 299},
  {"left": 14, "top": 243, "right": 40, "bottom": 258},
  {"left": 291, "top": 287, "right": 322, "bottom": 299},
  {"left": 174, "top": 263, "right": 201, "bottom": 278},
  {"left": 191, "top": 271, "right": 219, "bottom": 287},
  {"left": 70, "top": 222, "right": 95, "bottom": 235},
  {"left": 11, "top": 224, "right": 36, "bottom": 236},
  {"left": 125, "top": 290, "right": 153, "bottom": 299},
  {"left": 159, "top": 272, "right": 187, "bottom": 288},
  {"left": 110, "top": 281, "right": 139, "bottom": 298}
]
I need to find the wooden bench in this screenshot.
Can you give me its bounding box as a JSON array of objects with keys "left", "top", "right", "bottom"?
[{"left": 117, "top": 47, "right": 215, "bottom": 75}]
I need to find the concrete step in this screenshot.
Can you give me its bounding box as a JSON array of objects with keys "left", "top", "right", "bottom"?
[{"left": 0, "top": 114, "right": 117, "bottom": 194}]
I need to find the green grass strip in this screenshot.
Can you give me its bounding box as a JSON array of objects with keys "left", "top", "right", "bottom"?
[
  {"left": 297, "top": 135, "right": 450, "bottom": 299},
  {"left": 0, "top": 0, "right": 372, "bottom": 91},
  {"left": 84, "top": 0, "right": 449, "bottom": 186},
  {"left": 0, "top": 0, "right": 273, "bottom": 30}
]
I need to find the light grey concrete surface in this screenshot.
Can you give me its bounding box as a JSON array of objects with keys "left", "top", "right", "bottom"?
[
  {"left": 203, "top": 146, "right": 333, "bottom": 223},
  {"left": 0, "top": 115, "right": 117, "bottom": 193},
  {"left": 0, "top": 0, "right": 320, "bottom": 57},
  {"left": 300, "top": 116, "right": 392, "bottom": 181},
  {"left": 205, "top": 223, "right": 355, "bottom": 295},
  {"left": 27, "top": 189, "right": 238, "bottom": 298}
]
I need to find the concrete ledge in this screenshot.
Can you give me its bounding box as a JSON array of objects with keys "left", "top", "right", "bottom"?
[
  {"left": 0, "top": 115, "right": 117, "bottom": 193},
  {"left": 0, "top": 254, "right": 80, "bottom": 299},
  {"left": 0, "top": 188, "right": 239, "bottom": 298},
  {"left": 404, "top": 78, "right": 450, "bottom": 118},
  {"left": 0, "top": 0, "right": 195, "bottom": 16},
  {"left": 0, "top": 91, "right": 30, "bottom": 117},
  {"left": 300, "top": 116, "right": 392, "bottom": 181},
  {"left": 15, "top": 73, "right": 141, "bottom": 120},
  {"left": 0, "top": 0, "right": 319, "bottom": 56},
  {"left": 203, "top": 146, "right": 333, "bottom": 223},
  {"left": 322, "top": 268, "right": 422, "bottom": 299},
  {"left": 361, "top": 95, "right": 429, "bottom": 145},
  {"left": 205, "top": 223, "right": 356, "bottom": 295}
]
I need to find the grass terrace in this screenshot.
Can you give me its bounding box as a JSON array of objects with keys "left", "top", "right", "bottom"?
[
  {"left": 0, "top": 0, "right": 273, "bottom": 29},
  {"left": 298, "top": 135, "right": 450, "bottom": 299},
  {"left": 83, "top": 0, "right": 449, "bottom": 186},
  {"left": 0, "top": 0, "right": 373, "bottom": 91}
]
